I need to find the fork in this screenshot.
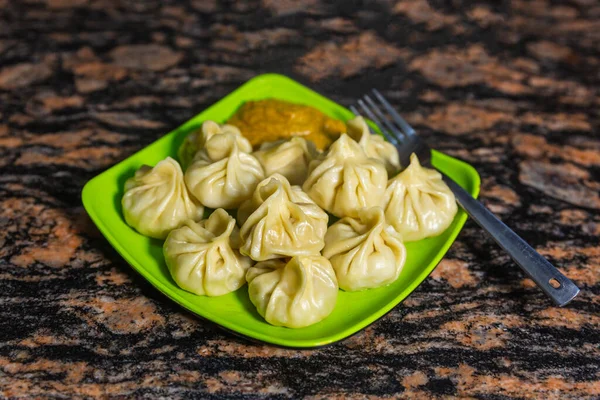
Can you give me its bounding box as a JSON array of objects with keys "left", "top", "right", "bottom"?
[{"left": 351, "top": 89, "right": 580, "bottom": 306}]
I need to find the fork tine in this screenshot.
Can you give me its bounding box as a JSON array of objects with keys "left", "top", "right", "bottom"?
[
  {"left": 357, "top": 99, "right": 387, "bottom": 134},
  {"left": 352, "top": 104, "right": 398, "bottom": 146},
  {"left": 372, "top": 89, "right": 416, "bottom": 136},
  {"left": 357, "top": 99, "right": 400, "bottom": 146},
  {"left": 363, "top": 95, "right": 403, "bottom": 145}
]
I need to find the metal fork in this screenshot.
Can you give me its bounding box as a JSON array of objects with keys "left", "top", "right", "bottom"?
[{"left": 352, "top": 89, "right": 580, "bottom": 306}]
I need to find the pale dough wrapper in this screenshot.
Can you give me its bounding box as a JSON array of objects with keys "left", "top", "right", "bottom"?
[
  {"left": 346, "top": 116, "right": 400, "bottom": 176},
  {"left": 122, "top": 157, "right": 204, "bottom": 239},
  {"left": 302, "top": 134, "right": 388, "bottom": 218},
  {"left": 323, "top": 207, "right": 406, "bottom": 292},
  {"left": 164, "top": 209, "right": 253, "bottom": 296},
  {"left": 246, "top": 255, "right": 338, "bottom": 328},
  {"left": 253, "top": 137, "right": 319, "bottom": 186},
  {"left": 184, "top": 142, "right": 265, "bottom": 209},
  {"left": 237, "top": 174, "right": 329, "bottom": 261},
  {"left": 177, "top": 120, "right": 252, "bottom": 169},
  {"left": 202, "top": 126, "right": 253, "bottom": 162},
  {"left": 384, "top": 153, "right": 457, "bottom": 242}
]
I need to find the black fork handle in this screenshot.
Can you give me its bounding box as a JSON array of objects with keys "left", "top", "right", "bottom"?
[{"left": 441, "top": 174, "right": 580, "bottom": 306}]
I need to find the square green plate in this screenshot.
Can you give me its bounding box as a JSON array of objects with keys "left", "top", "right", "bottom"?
[{"left": 82, "top": 73, "right": 480, "bottom": 348}]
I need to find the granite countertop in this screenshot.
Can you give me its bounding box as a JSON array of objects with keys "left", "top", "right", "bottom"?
[{"left": 1, "top": 0, "right": 599, "bottom": 398}]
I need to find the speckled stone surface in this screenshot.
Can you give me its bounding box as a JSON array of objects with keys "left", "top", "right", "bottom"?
[{"left": 1, "top": 0, "right": 599, "bottom": 398}]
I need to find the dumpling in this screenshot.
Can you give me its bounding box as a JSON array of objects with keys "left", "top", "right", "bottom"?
[
  {"left": 346, "top": 116, "right": 400, "bottom": 175},
  {"left": 202, "top": 125, "right": 253, "bottom": 162},
  {"left": 177, "top": 120, "right": 251, "bottom": 169},
  {"left": 253, "top": 137, "right": 319, "bottom": 185},
  {"left": 184, "top": 141, "right": 264, "bottom": 209},
  {"left": 302, "top": 134, "right": 388, "bottom": 218},
  {"left": 164, "top": 209, "right": 253, "bottom": 296},
  {"left": 246, "top": 255, "right": 338, "bottom": 328},
  {"left": 237, "top": 174, "right": 328, "bottom": 261},
  {"left": 384, "top": 153, "right": 457, "bottom": 241},
  {"left": 322, "top": 207, "right": 406, "bottom": 291},
  {"left": 122, "top": 157, "right": 204, "bottom": 239}
]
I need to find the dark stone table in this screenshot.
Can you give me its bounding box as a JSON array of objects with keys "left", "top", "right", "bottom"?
[{"left": 1, "top": 0, "right": 598, "bottom": 398}]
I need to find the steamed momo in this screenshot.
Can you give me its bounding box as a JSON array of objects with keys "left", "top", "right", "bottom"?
[
  {"left": 202, "top": 125, "right": 253, "bottom": 162},
  {"left": 323, "top": 207, "right": 406, "bottom": 291},
  {"left": 346, "top": 116, "right": 400, "bottom": 175},
  {"left": 302, "top": 134, "right": 388, "bottom": 218},
  {"left": 384, "top": 153, "right": 457, "bottom": 242},
  {"left": 178, "top": 120, "right": 251, "bottom": 169},
  {"left": 253, "top": 137, "right": 319, "bottom": 185},
  {"left": 164, "top": 209, "right": 253, "bottom": 296},
  {"left": 184, "top": 141, "right": 264, "bottom": 209},
  {"left": 246, "top": 256, "right": 338, "bottom": 328},
  {"left": 237, "top": 174, "right": 328, "bottom": 261},
  {"left": 122, "top": 157, "right": 204, "bottom": 239}
]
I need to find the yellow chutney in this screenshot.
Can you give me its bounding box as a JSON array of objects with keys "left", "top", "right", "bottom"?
[{"left": 227, "top": 99, "right": 346, "bottom": 150}]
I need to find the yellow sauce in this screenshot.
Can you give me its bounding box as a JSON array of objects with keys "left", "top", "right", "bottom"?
[{"left": 227, "top": 99, "right": 346, "bottom": 150}]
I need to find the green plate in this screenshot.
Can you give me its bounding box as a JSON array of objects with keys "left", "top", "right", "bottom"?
[{"left": 82, "top": 73, "right": 480, "bottom": 348}]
